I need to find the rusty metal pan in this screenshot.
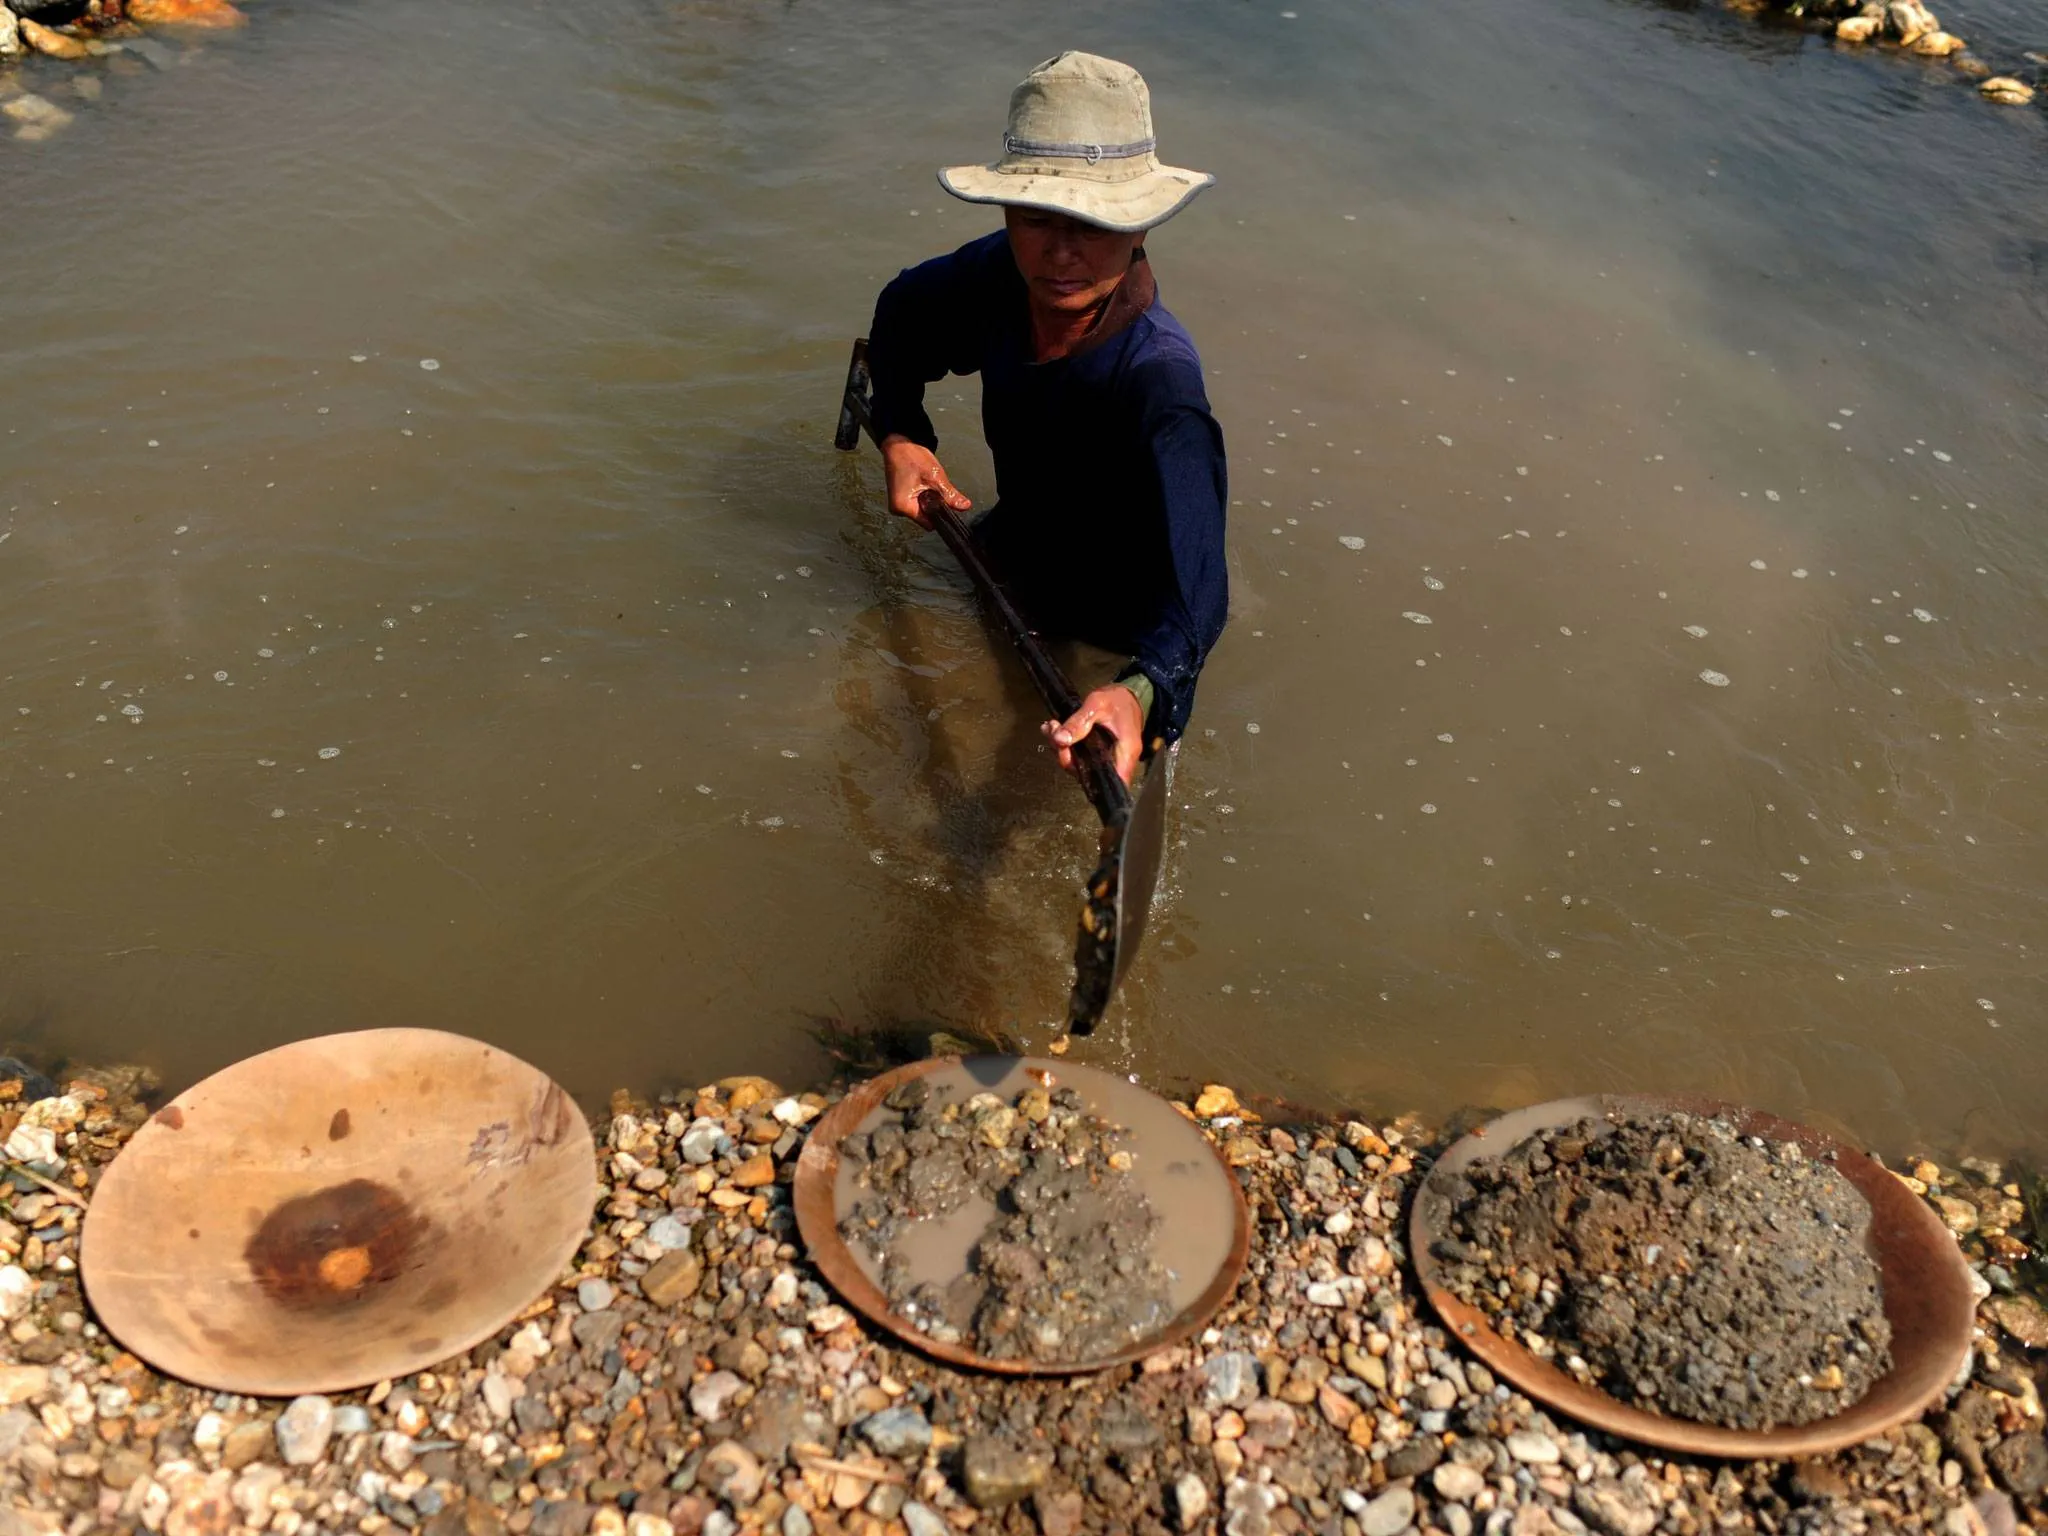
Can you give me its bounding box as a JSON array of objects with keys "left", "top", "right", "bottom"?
[
  {"left": 794, "top": 1055, "right": 1252, "bottom": 1376},
  {"left": 1410, "top": 1093, "right": 1978, "bottom": 1458},
  {"left": 81, "top": 1028, "right": 596, "bottom": 1396}
]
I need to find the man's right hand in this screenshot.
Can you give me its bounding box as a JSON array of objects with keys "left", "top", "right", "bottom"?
[{"left": 880, "top": 435, "right": 973, "bottom": 528}]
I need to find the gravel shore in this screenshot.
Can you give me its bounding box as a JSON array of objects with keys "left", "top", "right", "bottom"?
[{"left": 3, "top": 1062, "right": 2045, "bottom": 1536}]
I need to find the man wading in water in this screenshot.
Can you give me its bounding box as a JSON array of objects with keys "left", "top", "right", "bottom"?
[{"left": 867, "top": 52, "right": 1228, "bottom": 785}]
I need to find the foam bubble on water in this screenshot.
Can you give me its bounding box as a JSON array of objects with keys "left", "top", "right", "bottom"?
[
  {"left": 1933, "top": 450, "right": 1952, "bottom": 463},
  {"left": 760, "top": 816, "right": 785, "bottom": 828},
  {"left": 1779, "top": 871, "right": 1800, "bottom": 883},
  {"left": 781, "top": 749, "right": 799, "bottom": 758},
  {"left": 318, "top": 747, "right": 341, "bottom": 760},
  {"left": 1791, "top": 568, "right": 1809, "bottom": 579},
  {"left": 1437, "top": 733, "right": 1454, "bottom": 743},
  {"left": 1884, "top": 634, "right": 1902, "bottom": 645},
  {"left": 1912, "top": 608, "right": 1935, "bottom": 623},
  {"left": 420, "top": 359, "right": 441, "bottom": 371},
  {"left": 1436, "top": 435, "right": 1453, "bottom": 447},
  {"left": 270, "top": 809, "right": 285, "bottom": 819},
  {"left": 1838, "top": 407, "right": 1855, "bottom": 416},
  {"left": 1420, "top": 803, "right": 1437, "bottom": 814},
  {"left": 1765, "top": 490, "right": 1781, "bottom": 502},
  {"left": 1850, "top": 849, "right": 1865, "bottom": 860},
  {"left": 1559, "top": 626, "right": 1573, "bottom": 637},
  {"left": 1338, "top": 535, "right": 1365, "bottom": 550},
  {"left": 257, "top": 647, "right": 275, "bottom": 658},
  {"left": 1682, "top": 625, "right": 1709, "bottom": 638},
  {"left": 1246, "top": 722, "right": 1261, "bottom": 735},
  {"left": 120, "top": 704, "right": 142, "bottom": 717},
  {"left": 1401, "top": 611, "right": 1433, "bottom": 625},
  {"left": 213, "top": 670, "right": 228, "bottom": 682},
  {"left": 1423, "top": 575, "right": 1444, "bottom": 590},
  {"left": 1699, "top": 669, "right": 1731, "bottom": 687},
  {"left": 696, "top": 784, "right": 713, "bottom": 795},
  {"left": 1749, "top": 559, "right": 1768, "bottom": 570},
  {"left": 1978, "top": 998, "right": 1996, "bottom": 1011},
  {"left": 350, "top": 354, "right": 367, "bottom": 363},
  {"left": 1770, "top": 908, "right": 1790, "bottom": 918}
]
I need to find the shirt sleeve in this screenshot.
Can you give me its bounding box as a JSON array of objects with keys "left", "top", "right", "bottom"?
[
  {"left": 1118, "top": 360, "right": 1229, "bottom": 747},
  {"left": 865, "top": 237, "right": 999, "bottom": 450}
]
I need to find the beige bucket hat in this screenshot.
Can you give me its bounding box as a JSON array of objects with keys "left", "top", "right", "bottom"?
[{"left": 939, "top": 52, "right": 1214, "bottom": 234}]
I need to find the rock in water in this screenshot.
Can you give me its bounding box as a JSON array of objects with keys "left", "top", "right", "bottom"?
[
  {"left": 127, "top": 0, "right": 248, "bottom": 25},
  {"left": 1834, "top": 15, "right": 1882, "bottom": 39},
  {"left": 960, "top": 1436, "right": 1051, "bottom": 1509},
  {"left": 274, "top": 1396, "right": 334, "bottom": 1466},
  {"left": 1911, "top": 30, "right": 1964, "bottom": 54},
  {"left": 0, "top": 11, "right": 20, "bottom": 58},
  {"left": 18, "top": 18, "right": 90, "bottom": 60},
  {"left": 1980, "top": 77, "right": 2036, "bottom": 104},
  {"left": 1885, "top": 0, "right": 1938, "bottom": 42}
]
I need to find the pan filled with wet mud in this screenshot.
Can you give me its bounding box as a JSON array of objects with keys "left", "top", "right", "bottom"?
[
  {"left": 792, "top": 1056, "right": 1251, "bottom": 1374},
  {"left": 1411, "top": 1094, "right": 1980, "bottom": 1457}
]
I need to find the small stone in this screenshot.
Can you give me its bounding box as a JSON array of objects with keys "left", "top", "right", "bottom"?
[
  {"left": 127, "top": 0, "right": 248, "bottom": 24},
  {"left": 1384, "top": 1437, "right": 1443, "bottom": 1479},
  {"left": 1305, "top": 1281, "right": 1345, "bottom": 1307},
  {"left": 697, "top": 1440, "right": 765, "bottom": 1506},
  {"left": 18, "top": 17, "right": 90, "bottom": 59},
  {"left": 1032, "top": 1488, "right": 1082, "bottom": 1536},
  {"left": 1203, "top": 1351, "right": 1262, "bottom": 1409},
  {"left": 1988, "top": 1432, "right": 2048, "bottom": 1502},
  {"left": 482, "top": 1373, "right": 516, "bottom": 1423},
  {"left": 0, "top": 1365, "right": 50, "bottom": 1407},
  {"left": 689, "top": 1371, "right": 746, "bottom": 1423},
  {"left": 1241, "top": 1400, "right": 1297, "bottom": 1448},
  {"left": 1886, "top": 0, "right": 1936, "bottom": 42},
  {"left": 641, "top": 1249, "right": 703, "bottom": 1307},
  {"left": 0, "top": 1266, "right": 35, "bottom": 1320},
  {"left": 680, "top": 1120, "right": 726, "bottom": 1165},
  {"left": 646, "top": 1215, "right": 690, "bottom": 1252},
  {"left": 1574, "top": 1479, "right": 1659, "bottom": 1536},
  {"left": 626, "top": 1517, "right": 674, "bottom": 1536},
  {"left": 1981, "top": 77, "right": 2036, "bottom": 104},
  {"left": 779, "top": 1510, "right": 813, "bottom": 1536},
  {"left": 961, "top": 1435, "right": 1051, "bottom": 1509},
  {"left": 1935, "top": 1196, "right": 1980, "bottom": 1235},
  {"left": 1507, "top": 1431, "right": 1561, "bottom": 1465},
  {"left": 222, "top": 1420, "right": 273, "bottom": 1470},
  {"left": 530, "top": 1501, "right": 593, "bottom": 1536},
  {"left": 702, "top": 1516, "right": 736, "bottom": 1536},
  {"left": 1835, "top": 15, "right": 1881, "bottom": 39},
  {"left": 1435, "top": 1463, "right": 1487, "bottom": 1503},
  {"left": 1912, "top": 28, "right": 1964, "bottom": 52},
  {"left": 1423, "top": 1377, "right": 1459, "bottom": 1412},
  {"left": 902, "top": 1504, "right": 948, "bottom": 1536},
  {"left": 332, "top": 1404, "right": 373, "bottom": 1435},
  {"left": 576, "top": 1278, "right": 614, "bottom": 1312},
  {"left": 730, "top": 1154, "right": 775, "bottom": 1189},
  {"left": 0, "top": 9, "right": 21, "bottom": 58},
  {"left": 1985, "top": 1296, "right": 2048, "bottom": 1350},
  {"left": 718, "top": 1076, "right": 780, "bottom": 1113},
  {"left": 807, "top": 1304, "right": 850, "bottom": 1334},
  {"left": 1171, "top": 1473, "right": 1210, "bottom": 1532},
  {"left": 273, "top": 1395, "right": 335, "bottom": 1465},
  {"left": 1362, "top": 1485, "right": 1415, "bottom": 1536},
  {"left": 857, "top": 1405, "right": 933, "bottom": 1459},
  {"left": 1194, "top": 1085, "right": 1240, "bottom": 1118}
]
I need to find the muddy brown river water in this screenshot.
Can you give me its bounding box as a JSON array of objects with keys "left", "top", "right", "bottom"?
[{"left": 3, "top": 0, "right": 2046, "bottom": 1155}]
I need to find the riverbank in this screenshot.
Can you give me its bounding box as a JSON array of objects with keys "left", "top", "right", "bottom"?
[{"left": 3, "top": 1059, "right": 2045, "bottom": 1536}]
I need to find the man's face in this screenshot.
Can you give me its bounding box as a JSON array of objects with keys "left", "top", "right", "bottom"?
[{"left": 1005, "top": 207, "right": 1142, "bottom": 315}]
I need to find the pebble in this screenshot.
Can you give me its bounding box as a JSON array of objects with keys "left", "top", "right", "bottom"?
[
  {"left": 857, "top": 1404, "right": 933, "bottom": 1458},
  {"left": 688, "top": 1370, "right": 745, "bottom": 1423},
  {"left": 1508, "top": 1430, "right": 1562, "bottom": 1465},
  {"left": 680, "top": 1119, "right": 726, "bottom": 1164},
  {"left": 1435, "top": 1463, "right": 1488, "bottom": 1502},
  {"left": 274, "top": 1395, "right": 334, "bottom": 1466},
  {"left": 576, "top": 1278, "right": 614, "bottom": 1312},
  {"left": 697, "top": 1440, "right": 764, "bottom": 1505},
  {"left": 961, "top": 1435, "right": 1052, "bottom": 1508},
  {"left": 1363, "top": 1485, "right": 1416, "bottom": 1536},
  {"left": 640, "top": 1248, "right": 702, "bottom": 1306},
  {"left": 331, "top": 1405, "right": 372, "bottom": 1435},
  {"left": 1203, "top": 1351, "right": 1262, "bottom": 1409},
  {"left": 645, "top": 1214, "right": 690, "bottom": 1252},
  {"left": 901, "top": 1504, "right": 948, "bottom": 1536},
  {"left": 1171, "top": 1472, "right": 1210, "bottom": 1531}
]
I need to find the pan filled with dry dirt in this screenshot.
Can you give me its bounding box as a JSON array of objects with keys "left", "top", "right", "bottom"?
[
  {"left": 792, "top": 1056, "right": 1252, "bottom": 1374},
  {"left": 1411, "top": 1094, "right": 1979, "bottom": 1457}
]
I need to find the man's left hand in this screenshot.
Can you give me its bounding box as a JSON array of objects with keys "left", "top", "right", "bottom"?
[{"left": 1044, "top": 685, "right": 1144, "bottom": 786}]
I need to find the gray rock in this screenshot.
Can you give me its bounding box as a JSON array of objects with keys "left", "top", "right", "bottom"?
[
  {"left": 1202, "top": 1352, "right": 1262, "bottom": 1410},
  {"left": 1434, "top": 1463, "right": 1488, "bottom": 1503},
  {"left": 681, "top": 1119, "right": 727, "bottom": 1165},
  {"left": 275, "top": 1395, "right": 335, "bottom": 1466},
  {"left": 780, "top": 1509, "right": 814, "bottom": 1536},
  {"left": 1241, "top": 1399, "right": 1296, "bottom": 1449},
  {"left": 702, "top": 1516, "right": 736, "bottom": 1536},
  {"left": 1384, "top": 1436, "right": 1442, "bottom": 1479},
  {"left": 857, "top": 1405, "right": 933, "bottom": 1459},
  {"left": 332, "top": 1405, "right": 373, "bottom": 1435},
  {"left": 0, "top": 12, "right": 22, "bottom": 63},
  {"left": 576, "top": 1279, "right": 614, "bottom": 1312},
  {"left": 902, "top": 1504, "right": 948, "bottom": 1536},
  {"left": 689, "top": 1371, "right": 746, "bottom": 1424},
  {"left": 961, "top": 1435, "right": 1051, "bottom": 1509},
  {"left": 513, "top": 1395, "right": 559, "bottom": 1434},
  {"left": 697, "top": 1440, "right": 764, "bottom": 1506},
  {"left": 1445, "top": 1505, "right": 1474, "bottom": 1536},
  {"left": 1171, "top": 1473, "right": 1210, "bottom": 1532},
  {"left": 1989, "top": 1433, "right": 2048, "bottom": 1502},
  {"left": 1506, "top": 1431, "right": 1560, "bottom": 1465},
  {"left": 1362, "top": 1485, "right": 1415, "bottom": 1536},
  {"left": 572, "top": 1309, "right": 624, "bottom": 1358},
  {"left": 1574, "top": 1479, "right": 1658, "bottom": 1536},
  {"left": 646, "top": 1215, "right": 690, "bottom": 1252},
  {"left": 743, "top": 1385, "right": 835, "bottom": 1462}
]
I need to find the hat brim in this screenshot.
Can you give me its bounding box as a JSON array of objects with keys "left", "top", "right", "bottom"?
[{"left": 936, "top": 163, "right": 1214, "bottom": 234}]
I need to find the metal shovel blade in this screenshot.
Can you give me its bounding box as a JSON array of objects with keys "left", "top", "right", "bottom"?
[{"left": 1067, "top": 747, "right": 1171, "bottom": 1034}]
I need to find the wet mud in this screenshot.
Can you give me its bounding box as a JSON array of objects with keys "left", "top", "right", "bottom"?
[
  {"left": 836, "top": 1074, "right": 1173, "bottom": 1363},
  {"left": 1433, "top": 1110, "right": 1893, "bottom": 1429}
]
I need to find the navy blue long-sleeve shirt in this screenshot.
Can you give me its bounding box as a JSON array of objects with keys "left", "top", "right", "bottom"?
[{"left": 867, "top": 231, "right": 1228, "bottom": 745}]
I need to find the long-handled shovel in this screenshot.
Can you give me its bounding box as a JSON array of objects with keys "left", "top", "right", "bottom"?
[{"left": 835, "top": 338, "right": 1170, "bottom": 1035}]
